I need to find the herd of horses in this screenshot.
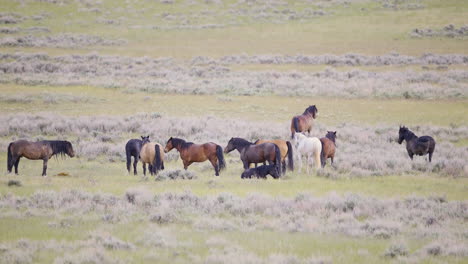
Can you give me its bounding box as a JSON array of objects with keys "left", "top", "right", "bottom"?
[{"left": 6, "top": 105, "right": 436, "bottom": 178}]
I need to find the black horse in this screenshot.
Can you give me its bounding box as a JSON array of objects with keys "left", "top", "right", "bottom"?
[
  {"left": 241, "top": 164, "right": 280, "bottom": 179},
  {"left": 224, "top": 137, "right": 281, "bottom": 174},
  {"left": 398, "top": 126, "right": 436, "bottom": 162},
  {"left": 125, "top": 136, "right": 149, "bottom": 175}
]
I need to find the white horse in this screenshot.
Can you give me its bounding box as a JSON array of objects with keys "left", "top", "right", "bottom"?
[{"left": 293, "top": 133, "right": 322, "bottom": 174}]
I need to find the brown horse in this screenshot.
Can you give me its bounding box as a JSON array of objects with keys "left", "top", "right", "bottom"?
[
  {"left": 140, "top": 141, "right": 164, "bottom": 176},
  {"left": 224, "top": 137, "right": 281, "bottom": 174},
  {"left": 320, "top": 131, "right": 336, "bottom": 168},
  {"left": 254, "top": 139, "right": 294, "bottom": 172},
  {"left": 7, "top": 140, "right": 75, "bottom": 176},
  {"left": 290, "top": 105, "right": 318, "bottom": 139},
  {"left": 164, "top": 137, "right": 226, "bottom": 176}
]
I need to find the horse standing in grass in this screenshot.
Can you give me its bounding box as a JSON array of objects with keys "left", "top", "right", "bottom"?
[
  {"left": 320, "top": 131, "right": 337, "bottom": 168},
  {"left": 224, "top": 137, "right": 281, "bottom": 174},
  {"left": 293, "top": 133, "right": 322, "bottom": 174},
  {"left": 125, "top": 136, "right": 149, "bottom": 175},
  {"left": 139, "top": 140, "right": 165, "bottom": 176},
  {"left": 164, "top": 137, "right": 225, "bottom": 176},
  {"left": 254, "top": 139, "right": 294, "bottom": 173},
  {"left": 290, "top": 105, "right": 318, "bottom": 139},
  {"left": 7, "top": 140, "right": 75, "bottom": 176},
  {"left": 398, "top": 126, "right": 435, "bottom": 162}
]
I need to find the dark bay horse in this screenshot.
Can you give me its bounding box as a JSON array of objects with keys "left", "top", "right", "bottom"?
[
  {"left": 224, "top": 137, "right": 281, "bottom": 174},
  {"left": 398, "top": 126, "right": 435, "bottom": 162},
  {"left": 320, "top": 131, "right": 336, "bottom": 168},
  {"left": 290, "top": 105, "right": 318, "bottom": 139},
  {"left": 254, "top": 139, "right": 294, "bottom": 173},
  {"left": 125, "top": 136, "right": 149, "bottom": 175},
  {"left": 7, "top": 140, "right": 75, "bottom": 176},
  {"left": 140, "top": 141, "right": 164, "bottom": 176},
  {"left": 164, "top": 137, "right": 226, "bottom": 176}
]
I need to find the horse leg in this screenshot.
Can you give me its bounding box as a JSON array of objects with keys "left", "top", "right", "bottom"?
[
  {"left": 282, "top": 161, "right": 286, "bottom": 174},
  {"left": 183, "top": 160, "right": 193, "bottom": 170},
  {"left": 133, "top": 156, "right": 138, "bottom": 175},
  {"left": 428, "top": 151, "right": 433, "bottom": 163},
  {"left": 14, "top": 157, "right": 20, "bottom": 175},
  {"left": 42, "top": 158, "right": 48, "bottom": 176},
  {"left": 209, "top": 158, "right": 220, "bottom": 176},
  {"left": 331, "top": 156, "right": 334, "bottom": 167},
  {"left": 149, "top": 164, "right": 154, "bottom": 175},
  {"left": 143, "top": 163, "right": 147, "bottom": 176}
]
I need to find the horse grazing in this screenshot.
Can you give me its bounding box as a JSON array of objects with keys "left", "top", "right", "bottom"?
[
  {"left": 7, "top": 140, "right": 75, "bottom": 176},
  {"left": 398, "top": 126, "right": 435, "bottom": 162},
  {"left": 320, "top": 131, "right": 336, "bottom": 168},
  {"left": 241, "top": 164, "right": 280, "bottom": 179},
  {"left": 140, "top": 140, "right": 165, "bottom": 176},
  {"left": 254, "top": 139, "right": 294, "bottom": 173},
  {"left": 164, "top": 137, "right": 226, "bottom": 176},
  {"left": 290, "top": 105, "right": 318, "bottom": 139},
  {"left": 293, "top": 133, "right": 322, "bottom": 173},
  {"left": 125, "top": 136, "right": 149, "bottom": 175},
  {"left": 224, "top": 137, "right": 281, "bottom": 174}
]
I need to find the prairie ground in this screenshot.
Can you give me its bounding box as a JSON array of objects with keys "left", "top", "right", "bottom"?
[{"left": 0, "top": 0, "right": 467, "bottom": 263}]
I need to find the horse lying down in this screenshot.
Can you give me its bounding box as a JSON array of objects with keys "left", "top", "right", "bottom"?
[{"left": 241, "top": 164, "right": 280, "bottom": 179}]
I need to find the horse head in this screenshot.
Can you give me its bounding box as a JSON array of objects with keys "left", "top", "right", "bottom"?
[
  {"left": 164, "top": 137, "right": 174, "bottom": 153},
  {"left": 66, "top": 141, "right": 75, "bottom": 157},
  {"left": 326, "top": 131, "right": 337, "bottom": 144},
  {"left": 398, "top": 126, "right": 407, "bottom": 144},
  {"left": 141, "top": 136, "right": 150, "bottom": 145},
  {"left": 224, "top": 138, "right": 236, "bottom": 154},
  {"left": 305, "top": 105, "right": 318, "bottom": 118}
]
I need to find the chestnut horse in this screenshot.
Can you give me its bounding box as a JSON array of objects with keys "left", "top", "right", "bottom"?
[
  {"left": 164, "top": 137, "right": 226, "bottom": 176},
  {"left": 7, "top": 140, "right": 75, "bottom": 176},
  {"left": 140, "top": 140, "right": 165, "bottom": 176},
  {"left": 224, "top": 137, "right": 281, "bottom": 174},
  {"left": 320, "top": 131, "right": 336, "bottom": 168},
  {"left": 290, "top": 105, "right": 318, "bottom": 139},
  {"left": 254, "top": 139, "right": 294, "bottom": 173},
  {"left": 398, "top": 126, "right": 435, "bottom": 162}
]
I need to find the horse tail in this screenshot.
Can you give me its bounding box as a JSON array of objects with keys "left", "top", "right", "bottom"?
[
  {"left": 320, "top": 139, "right": 325, "bottom": 168},
  {"left": 125, "top": 144, "right": 131, "bottom": 173},
  {"left": 216, "top": 145, "right": 226, "bottom": 171},
  {"left": 7, "top": 142, "right": 13, "bottom": 172},
  {"left": 153, "top": 145, "right": 162, "bottom": 174},
  {"left": 274, "top": 144, "right": 282, "bottom": 175},
  {"left": 286, "top": 141, "right": 294, "bottom": 171},
  {"left": 291, "top": 117, "right": 300, "bottom": 139},
  {"left": 314, "top": 139, "right": 322, "bottom": 169}
]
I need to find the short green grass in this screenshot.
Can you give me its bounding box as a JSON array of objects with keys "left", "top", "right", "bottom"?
[{"left": 1, "top": 84, "right": 467, "bottom": 126}]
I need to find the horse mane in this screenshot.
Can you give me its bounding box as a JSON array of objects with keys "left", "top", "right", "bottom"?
[
  {"left": 231, "top": 138, "right": 253, "bottom": 148},
  {"left": 171, "top": 137, "right": 194, "bottom": 150},
  {"left": 401, "top": 127, "right": 417, "bottom": 140},
  {"left": 303, "top": 105, "right": 317, "bottom": 116},
  {"left": 43, "top": 140, "right": 70, "bottom": 157}
]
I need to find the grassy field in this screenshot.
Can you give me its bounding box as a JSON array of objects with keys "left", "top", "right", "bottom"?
[{"left": 0, "top": 0, "right": 467, "bottom": 263}]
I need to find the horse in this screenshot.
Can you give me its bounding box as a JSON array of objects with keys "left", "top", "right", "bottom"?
[
  {"left": 125, "top": 136, "right": 149, "bottom": 175},
  {"left": 7, "top": 140, "right": 75, "bottom": 176},
  {"left": 254, "top": 139, "right": 294, "bottom": 173},
  {"left": 164, "top": 137, "right": 226, "bottom": 176},
  {"left": 293, "top": 133, "right": 322, "bottom": 174},
  {"left": 241, "top": 164, "right": 280, "bottom": 179},
  {"left": 398, "top": 126, "right": 435, "bottom": 162},
  {"left": 290, "top": 105, "right": 318, "bottom": 139},
  {"left": 224, "top": 137, "right": 281, "bottom": 174},
  {"left": 140, "top": 140, "right": 165, "bottom": 176},
  {"left": 320, "top": 131, "right": 336, "bottom": 168}
]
